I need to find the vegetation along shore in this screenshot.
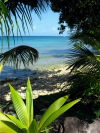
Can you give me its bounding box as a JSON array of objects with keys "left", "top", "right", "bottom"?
[{"left": 0, "top": 0, "right": 100, "bottom": 132}]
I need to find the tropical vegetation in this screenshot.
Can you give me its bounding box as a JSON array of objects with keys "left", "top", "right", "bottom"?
[
  {"left": 0, "top": 0, "right": 100, "bottom": 123},
  {"left": 0, "top": 0, "right": 50, "bottom": 70},
  {"left": 50, "top": 0, "right": 100, "bottom": 122},
  {"left": 0, "top": 78, "right": 80, "bottom": 133}
]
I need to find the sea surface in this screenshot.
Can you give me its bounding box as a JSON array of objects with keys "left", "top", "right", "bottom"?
[{"left": 0, "top": 36, "right": 72, "bottom": 80}]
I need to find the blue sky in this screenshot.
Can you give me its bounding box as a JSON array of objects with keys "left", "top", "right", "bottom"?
[{"left": 13, "top": 8, "right": 70, "bottom": 36}]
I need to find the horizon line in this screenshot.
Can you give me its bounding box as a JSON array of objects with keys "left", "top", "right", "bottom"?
[{"left": 0, "top": 35, "right": 69, "bottom": 37}]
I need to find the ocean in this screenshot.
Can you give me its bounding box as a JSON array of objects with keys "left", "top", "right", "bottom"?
[{"left": 0, "top": 36, "right": 72, "bottom": 80}]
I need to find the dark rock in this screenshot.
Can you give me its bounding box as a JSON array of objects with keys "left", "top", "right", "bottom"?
[
  {"left": 64, "top": 117, "right": 88, "bottom": 133},
  {"left": 58, "top": 117, "right": 100, "bottom": 133}
]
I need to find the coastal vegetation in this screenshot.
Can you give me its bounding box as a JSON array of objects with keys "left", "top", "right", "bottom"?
[
  {"left": 50, "top": 0, "right": 100, "bottom": 121},
  {"left": 0, "top": 0, "right": 100, "bottom": 131}
]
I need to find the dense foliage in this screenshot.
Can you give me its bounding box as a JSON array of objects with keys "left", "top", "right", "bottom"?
[
  {"left": 50, "top": 0, "right": 100, "bottom": 121},
  {"left": 50, "top": 0, "right": 100, "bottom": 33}
]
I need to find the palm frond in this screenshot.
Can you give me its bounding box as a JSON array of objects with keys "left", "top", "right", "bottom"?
[
  {"left": 66, "top": 46, "right": 100, "bottom": 102},
  {"left": 66, "top": 49, "right": 100, "bottom": 122},
  {"left": 71, "top": 29, "right": 100, "bottom": 50},
  {"left": 4, "top": 0, "right": 50, "bottom": 34},
  {"left": 67, "top": 70, "right": 100, "bottom": 100},
  {"left": 0, "top": 1, "right": 12, "bottom": 39},
  {"left": 67, "top": 45, "right": 100, "bottom": 101},
  {"left": 0, "top": 0, "right": 50, "bottom": 47},
  {"left": 0, "top": 45, "right": 39, "bottom": 69},
  {"left": 68, "top": 46, "right": 100, "bottom": 72}
]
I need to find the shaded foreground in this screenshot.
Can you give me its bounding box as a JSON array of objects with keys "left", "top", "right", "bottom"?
[
  {"left": 1, "top": 65, "right": 100, "bottom": 133},
  {"left": 0, "top": 64, "right": 70, "bottom": 104}
]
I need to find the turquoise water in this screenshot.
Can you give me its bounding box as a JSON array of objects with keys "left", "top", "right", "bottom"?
[
  {"left": 0, "top": 36, "right": 72, "bottom": 80},
  {"left": 0, "top": 36, "right": 71, "bottom": 56}
]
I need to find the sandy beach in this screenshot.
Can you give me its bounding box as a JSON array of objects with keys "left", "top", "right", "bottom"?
[{"left": 0, "top": 64, "right": 70, "bottom": 105}]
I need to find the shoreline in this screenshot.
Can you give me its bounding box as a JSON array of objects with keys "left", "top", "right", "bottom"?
[
  {"left": 0, "top": 64, "right": 70, "bottom": 104},
  {"left": 0, "top": 57, "right": 67, "bottom": 81}
]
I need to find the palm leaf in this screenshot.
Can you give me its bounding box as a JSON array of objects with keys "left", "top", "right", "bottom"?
[
  {"left": 71, "top": 29, "right": 100, "bottom": 50},
  {"left": 0, "top": 112, "right": 11, "bottom": 121},
  {"left": 0, "top": 1, "right": 11, "bottom": 39},
  {"left": 0, "top": 0, "right": 50, "bottom": 48},
  {"left": 0, "top": 121, "right": 23, "bottom": 133},
  {"left": 26, "top": 78, "right": 33, "bottom": 125},
  {"left": 0, "top": 112, "right": 22, "bottom": 133},
  {"left": 0, "top": 121, "right": 18, "bottom": 133},
  {"left": 0, "top": 56, "right": 8, "bottom": 72},
  {"left": 9, "top": 84, "right": 29, "bottom": 127},
  {"left": 67, "top": 46, "right": 100, "bottom": 72},
  {"left": 38, "top": 95, "right": 69, "bottom": 131},
  {"left": 66, "top": 45, "right": 100, "bottom": 103},
  {"left": 1, "top": 0, "right": 50, "bottom": 37},
  {"left": 7, "top": 114, "right": 26, "bottom": 129},
  {"left": 0, "top": 45, "right": 39, "bottom": 70},
  {"left": 39, "top": 99, "right": 80, "bottom": 131},
  {"left": 28, "top": 119, "right": 38, "bottom": 133}
]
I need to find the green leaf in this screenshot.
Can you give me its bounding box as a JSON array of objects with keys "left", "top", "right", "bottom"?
[
  {"left": 0, "top": 114, "right": 23, "bottom": 133},
  {"left": 0, "top": 112, "right": 13, "bottom": 122},
  {"left": 38, "top": 95, "right": 69, "bottom": 130},
  {"left": 1, "top": 121, "right": 23, "bottom": 133},
  {"left": 41, "top": 127, "right": 53, "bottom": 133},
  {"left": 0, "top": 121, "right": 18, "bottom": 133},
  {"left": 0, "top": 57, "right": 8, "bottom": 72},
  {"left": 4, "top": 0, "right": 8, "bottom": 3},
  {"left": 40, "top": 98, "right": 81, "bottom": 131},
  {"left": 9, "top": 85, "right": 28, "bottom": 127},
  {"left": 28, "top": 119, "right": 38, "bottom": 133},
  {"left": 26, "top": 78, "right": 33, "bottom": 125},
  {"left": 7, "top": 114, "right": 26, "bottom": 129},
  {"left": 0, "top": 1, "right": 8, "bottom": 16}
]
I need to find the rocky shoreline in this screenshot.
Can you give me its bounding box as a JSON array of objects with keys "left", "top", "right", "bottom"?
[
  {"left": 1, "top": 65, "right": 100, "bottom": 133},
  {"left": 0, "top": 64, "right": 70, "bottom": 104}
]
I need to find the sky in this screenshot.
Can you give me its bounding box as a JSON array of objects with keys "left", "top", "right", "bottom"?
[{"left": 13, "top": 8, "right": 70, "bottom": 36}]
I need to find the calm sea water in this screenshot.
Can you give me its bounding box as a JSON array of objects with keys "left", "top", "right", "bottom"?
[
  {"left": 0, "top": 36, "right": 72, "bottom": 80},
  {"left": 0, "top": 36, "right": 72, "bottom": 55}
]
